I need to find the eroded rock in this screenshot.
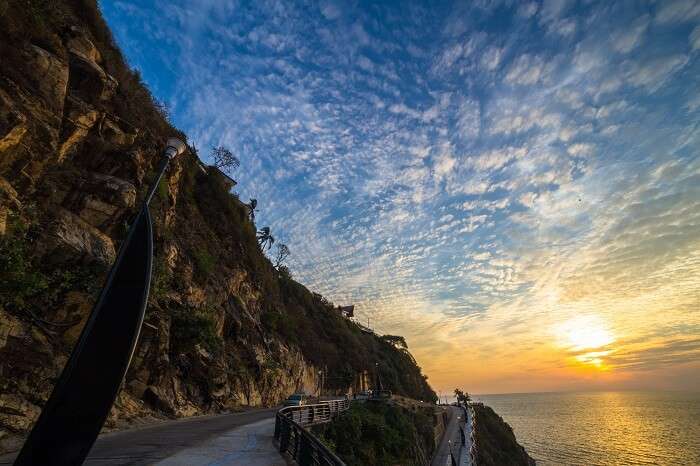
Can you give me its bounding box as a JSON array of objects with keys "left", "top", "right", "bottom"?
[
  {"left": 0, "top": 176, "right": 21, "bottom": 236},
  {"left": 67, "top": 51, "right": 117, "bottom": 105},
  {"left": 76, "top": 173, "right": 136, "bottom": 228},
  {"left": 0, "top": 94, "right": 28, "bottom": 154},
  {"left": 48, "top": 209, "right": 116, "bottom": 265},
  {"left": 21, "top": 45, "right": 69, "bottom": 114},
  {"left": 66, "top": 29, "right": 102, "bottom": 64},
  {"left": 58, "top": 96, "right": 101, "bottom": 162}
]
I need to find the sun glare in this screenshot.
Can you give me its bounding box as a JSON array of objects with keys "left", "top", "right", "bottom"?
[{"left": 554, "top": 315, "right": 616, "bottom": 369}]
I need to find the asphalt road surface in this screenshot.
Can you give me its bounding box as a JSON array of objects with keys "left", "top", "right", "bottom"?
[
  {"left": 430, "top": 405, "right": 464, "bottom": 466},
  {"left": 0, "top": 408, "right": 285, "bottom": 466}
]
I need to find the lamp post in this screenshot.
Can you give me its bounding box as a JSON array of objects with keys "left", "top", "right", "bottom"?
[
  {"left": 318, "top": 370, "right": 324, "bottom": 398},
  {"left": 14, "top": 138, "right": 187, "bottom": 466}
]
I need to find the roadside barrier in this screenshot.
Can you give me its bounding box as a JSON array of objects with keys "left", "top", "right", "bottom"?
[
  {"left": 274, "top": 399, "right": 350, "bottom": 466},
  {"left": 467, "top": 403, "right": 477, "bottom": 466}
]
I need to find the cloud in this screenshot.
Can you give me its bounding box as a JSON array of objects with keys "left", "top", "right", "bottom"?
[
  {"left": 654, "top": 0, "right": 700, "bottom": 24},
  {"left": 102, "top": 0, "right": 700, "bottom": 394},
  {"left": 691, "top": 25, "right": 700, "bottom": 50},
  {"left": 470, "top": 146, "right": 526, "bottom": 171},
  {"left": 454, "top": 98, "right": 481, "bottom": 141},
  {"left": 433, "top": 152, "right": 457, "bottom": 179},
  {"left": 505, "top": 54, "right": 549, "bottom": 85},
  {"left": 517, "top": 2, "right": 538, "bottom": 19},
  {"left": 611, "top": 14, "right": 650, "bottom": 53},
  {"left": 626, "top": 54, "right": 689, "bottom": 90},
  {"left": 320, "top": 1, "right": 342, "bottom": 20},
  {"left": 480, "top": 46, "right": 504, "bottom": 71},
  {"left": 566, "top": 143, "right": 594, "bottom": 157},
  {"left": 539, "top": 0, "right": 574, "bottom": 24}
]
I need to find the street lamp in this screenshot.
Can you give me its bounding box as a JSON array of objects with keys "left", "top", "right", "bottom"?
[
  {"left": 318, "top": 370, "right": 324, "bottom": 398},
  {"left": 14, "top": 139, "right": 187, "bottom": 466}
]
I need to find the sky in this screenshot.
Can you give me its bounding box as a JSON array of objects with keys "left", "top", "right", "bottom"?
[{"left": 102, "top": 0, "right": 700, "bottom": 394}]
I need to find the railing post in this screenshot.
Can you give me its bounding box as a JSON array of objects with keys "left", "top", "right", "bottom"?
[
  {"left": 299, "top": 433, "right": 313, "bottom": 466},
  {"left": 279, "top": 418, "right": 290, "bottom": 453}
]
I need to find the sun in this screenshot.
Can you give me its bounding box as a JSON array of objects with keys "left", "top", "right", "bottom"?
[{"left": 554, "top": 315, "right": 616, "bottom": 369}]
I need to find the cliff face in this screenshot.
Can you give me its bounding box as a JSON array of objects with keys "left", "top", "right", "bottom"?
[
  {"left": 0, "top": 0, "right": 436, "bottom": 452},
  {"left": 473, "top": 403, "right": 536, "bottom": 466}
]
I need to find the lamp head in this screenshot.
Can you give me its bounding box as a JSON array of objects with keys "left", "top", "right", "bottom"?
[{"left": 165, "top": 138, "right": 187, "bottom": 160}]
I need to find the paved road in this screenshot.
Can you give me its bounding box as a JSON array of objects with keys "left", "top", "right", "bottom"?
[
  {"left": 430, "top": 406, "right": 462, "bottom": 466},
  {"left": 0, "top": 408, "right": 285, "bottom": 466}
]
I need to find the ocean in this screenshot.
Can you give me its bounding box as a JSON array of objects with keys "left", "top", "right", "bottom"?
[{"left": 473, "top": 391, "right": 700, "bottom": 466}]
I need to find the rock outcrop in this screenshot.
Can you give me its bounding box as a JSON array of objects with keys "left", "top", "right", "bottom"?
[{"left": 473, "top": 403, "right": 536, "bottom": 466}]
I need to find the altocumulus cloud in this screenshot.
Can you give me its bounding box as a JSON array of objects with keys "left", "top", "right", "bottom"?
[{"left": 103, "top": 0, "right": 700, "bottom": 393}]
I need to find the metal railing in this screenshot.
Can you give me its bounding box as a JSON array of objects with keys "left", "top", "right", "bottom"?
[
  {"left": 274, "top": 399, "right": 350, "bottom": 466},
  {"left": 467, "top": 403, "right": 477, "bottom": 466}
]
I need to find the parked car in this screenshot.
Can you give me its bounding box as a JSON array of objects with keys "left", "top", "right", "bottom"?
[
  {"left": 284, "top": 393, "right": 308, "bottom": 407},
  {"left": 353, "top": 390, "right": 373, "bottom": 400}
]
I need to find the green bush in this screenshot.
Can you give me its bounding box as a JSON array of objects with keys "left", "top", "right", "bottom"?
[
  {"left": 193, "top": 249, "right": 214, "bottom": 279},
  {"left": 170, "top": 305, "right": 221, "bottom": 355},
  {"left": 261, "top": 309, "right": 281, "bottom": 332},
  {"left": 320, "top": 402, "right": 433, "bottom": 466},
  {"left": 0, "top": 218, "right": 49, "bottom": 311},
  {"left": 0, "top": 215, "right": 102, "bottom": 314}
]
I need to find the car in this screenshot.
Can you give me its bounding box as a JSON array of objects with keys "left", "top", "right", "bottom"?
[
  {"left": 283, "top": 393, "right": 308, "bottom": 407},
  {"left": 353, "top": 390, "right": 373, "bottom": 400}
]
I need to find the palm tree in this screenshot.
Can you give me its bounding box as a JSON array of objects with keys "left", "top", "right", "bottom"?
[
  {"left": 257, "top": 226, "right": 275, "bottom": 251},
  {"left": 247, "top": 198, "right": 258, "bottom": 221}
]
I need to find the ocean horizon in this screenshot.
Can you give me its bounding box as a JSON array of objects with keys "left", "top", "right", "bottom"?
[{"left": 473, "top": 390, "right": 700, "bottom": 466}]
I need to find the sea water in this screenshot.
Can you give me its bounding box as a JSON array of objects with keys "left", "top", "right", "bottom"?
[{"left": 474, "top": 391, "right": 700, "bottom": 466}]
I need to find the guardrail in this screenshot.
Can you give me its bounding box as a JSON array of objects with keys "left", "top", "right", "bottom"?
[
  {"left": 274, "top": 399, "right": 350, "bottom": 466},
  {"left": 467, "top": 403, "right": 477, "bottom": 466}
]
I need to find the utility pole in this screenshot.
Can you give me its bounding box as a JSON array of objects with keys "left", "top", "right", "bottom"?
[{"left": 14, "top": 139, "right": 187, "bottom": 466}]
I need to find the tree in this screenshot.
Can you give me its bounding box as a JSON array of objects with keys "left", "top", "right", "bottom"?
[
  {"left": 278, "top": 265, "right": 292, "bottom": 280},
  {"left": 274, "top": 243, "right": 290, "bottom": 269},
  {"left": 381, "top": 335, "right": 408, "bottom": 349},
  {"left": 211, "top": 145, "right": 240, "bottom": 175},
  {"left": 247, "top": 198, "right": 258, "bottom": 221},
  {"left": 454, "top": 388, "right": 471, "bottom": 405},
  {"left": 256, "top": 226, "right": 275, "bottom": 251}
]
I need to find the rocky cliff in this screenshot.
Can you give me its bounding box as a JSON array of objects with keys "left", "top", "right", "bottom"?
[
  {"left": 0, "top": 0, "right": 436, "bottom": 453},
  {"left": 473, "top": 403, "right": 536, "bottom": 466}
]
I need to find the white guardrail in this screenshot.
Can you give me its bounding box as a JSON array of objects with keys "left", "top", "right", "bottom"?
[
  {"left": 279, "top": 398, "right": 350, "bottom": 426},
  {"left": 274, "top": 398, "right": 351, "bottom": 466},
  {"left": 468, "top": 402, "right": 477, "bottom": 465}
]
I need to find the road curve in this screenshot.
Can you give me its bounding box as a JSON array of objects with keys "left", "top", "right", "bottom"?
[{"left": 0, "top": 408, "right": 280, "bottom": 466}]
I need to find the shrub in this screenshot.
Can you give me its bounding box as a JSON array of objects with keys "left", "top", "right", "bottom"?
[
  {"left": 261, "top": 309, "right": 281, "bottom": 332},
  {"left": 0, "top": 217, "right": 49, "bottom": 312},
  {"left": 193, "top": 249, "right": 214, "bottom": 279},
  {"left": 320, "top": 402, "right": 432, "bottom": 466},
  {"left": 169, "top": 305, "right": 221, "bottom": 355},
  {"left": 0, "top": 214, "right": 103, "bottom": 314}
]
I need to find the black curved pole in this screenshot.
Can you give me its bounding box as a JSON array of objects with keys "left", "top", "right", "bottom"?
[{"left": 14, "top": 150, "right": 176, "bottom": 466}]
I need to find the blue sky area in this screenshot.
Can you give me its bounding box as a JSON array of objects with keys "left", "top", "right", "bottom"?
[{"left": 102, "top": 0, "right": 700, "bottom": 393}]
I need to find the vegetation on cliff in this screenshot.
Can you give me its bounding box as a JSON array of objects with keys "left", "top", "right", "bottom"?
[
  {"left": 317, "top": 402, "right": 437, "bottom": 466},
  {"left": 0, "top": 0, "right": 435, "bottom": 447},
  {"left": 473, "top": 403, "right": 536, "bottom": 466}
]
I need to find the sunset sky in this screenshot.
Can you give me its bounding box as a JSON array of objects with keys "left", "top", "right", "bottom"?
[{"left": 103, "top": 0, "right": 700, "bottom": 394}]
